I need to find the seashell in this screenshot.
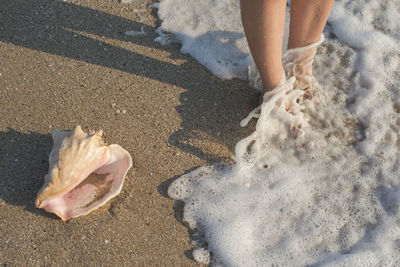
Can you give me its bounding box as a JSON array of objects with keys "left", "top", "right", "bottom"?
[{"left": 35, "top": 126, "right": 132, "bottom": 220}]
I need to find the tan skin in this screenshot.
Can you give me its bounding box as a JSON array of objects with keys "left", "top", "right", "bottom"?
[{"left": 240, "top": 0, "right": 335, "bottom": 92}]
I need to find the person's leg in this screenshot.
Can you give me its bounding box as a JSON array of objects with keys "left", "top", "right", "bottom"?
[
  {"left": 240, "top": 0, "right": 287, "bottom": 92},
  {"left": 288, "top": 0, "right": 334, "bottom": 49},
  {"left": 282, "top": 0, "right": 334, "bottom": 101}
]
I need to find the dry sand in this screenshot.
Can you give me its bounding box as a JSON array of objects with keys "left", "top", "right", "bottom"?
[{"left": 0, "top": 0, "right": 258, "bottom": 266}]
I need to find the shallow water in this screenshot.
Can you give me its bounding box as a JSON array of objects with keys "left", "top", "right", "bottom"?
[{"left": 157, "top": 0, "right": 400, "bottom": 265}]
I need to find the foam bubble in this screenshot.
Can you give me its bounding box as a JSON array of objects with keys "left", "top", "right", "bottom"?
[{"left": 192, "top": 248, "right": 210, "bottom": 265}]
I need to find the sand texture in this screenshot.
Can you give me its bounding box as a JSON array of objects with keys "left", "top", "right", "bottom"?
[{"left": 0, "top": 0, "right": 257, "bottom": 266}]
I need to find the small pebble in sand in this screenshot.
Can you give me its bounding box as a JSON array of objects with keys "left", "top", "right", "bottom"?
[{"left": 122, "top": 109, "right": 126, "bottom": 114}]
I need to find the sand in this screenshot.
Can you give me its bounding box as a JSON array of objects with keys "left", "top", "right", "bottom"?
[{"left": 0, "top": 0, "right": 258, "bottom": 266}]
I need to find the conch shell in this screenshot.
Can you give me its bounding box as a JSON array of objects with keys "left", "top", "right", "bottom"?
[{"left": 35, "top": 126, "right": 132, "bottom": 220}]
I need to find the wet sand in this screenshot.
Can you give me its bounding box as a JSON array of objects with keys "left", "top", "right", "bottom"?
[{"left": 0, "top": 0, "right": 257, "bottom": 266}]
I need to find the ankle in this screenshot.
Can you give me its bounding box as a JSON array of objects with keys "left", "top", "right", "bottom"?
[{"left": 262, "top": 66, "right": 285, "bottom": 92}]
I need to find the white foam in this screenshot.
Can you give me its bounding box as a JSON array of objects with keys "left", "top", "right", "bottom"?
[
  {"left": 192, "top": 248, "right": 211, "bottom": 265},
  {"left": 156, "top": 0, "right": 250, "bottom": 80},
  {"left": 158, "top": 0, "right": 400, "bottom": 265}
]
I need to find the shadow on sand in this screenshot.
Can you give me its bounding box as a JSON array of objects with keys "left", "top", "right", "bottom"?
[
  {"left": 0, "top": 129, "right": 58, "bottom": 219},
  {"left": 0, "top": 0, "right": 256, "bottom": 164}
]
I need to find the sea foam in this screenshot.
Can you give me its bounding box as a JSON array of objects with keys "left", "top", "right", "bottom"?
[{"left": 156, "top": 0, "right": 400, "bottom": 265}]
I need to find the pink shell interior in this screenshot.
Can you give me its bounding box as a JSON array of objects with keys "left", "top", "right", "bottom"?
[{"left": 39, "top": 145, "right": 131, "bottom": 220}]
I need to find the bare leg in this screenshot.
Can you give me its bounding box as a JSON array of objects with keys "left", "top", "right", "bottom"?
[
  {"left": 240, "top": 0, "right": 287, "bottom": 92},
  {"left": 288, "top": 0, "right": 334, "bottom": 49}
]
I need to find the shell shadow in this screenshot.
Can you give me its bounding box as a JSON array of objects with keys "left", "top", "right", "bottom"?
[{"left": 0, "top": 128, "right": 58, "bottom": 219}]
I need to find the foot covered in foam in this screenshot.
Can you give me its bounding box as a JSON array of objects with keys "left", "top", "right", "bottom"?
[
  {"left": 242, "top": 34, "right": 325, "bottom": 132},
  {"left": 241, "top": 76, "right": 306, "bottom": 128},
  {"left": 283, "top": 34, "right": 325, "bottom": 102}
]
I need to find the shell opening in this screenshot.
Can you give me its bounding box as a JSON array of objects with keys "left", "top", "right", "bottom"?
[{"left": 38, "top": 145, "right": 131, "bottom": 220}]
